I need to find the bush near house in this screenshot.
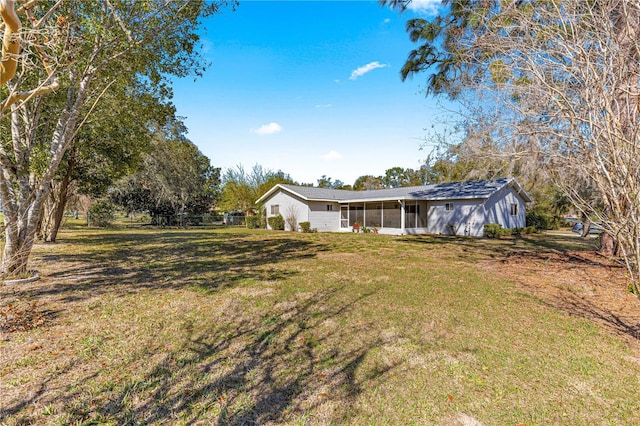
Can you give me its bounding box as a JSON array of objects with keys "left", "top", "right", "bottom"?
[
  {"left": 526, "top": 211, "right": 562, "bottom": 231},
  {"left": 267, "top": 214, "right": 285, "bottom": 230},
  {"left": 484, "top": 223, "right": 537, "bottom": 238},
  {"left": 246, "top": 216, "right": 261, "bottom": 229},
  {"left": 299, "top": 221, "right": 311, "bottom": 233},
  {"left": 484, "top": 223, "right": 504, "bottom": 238}
]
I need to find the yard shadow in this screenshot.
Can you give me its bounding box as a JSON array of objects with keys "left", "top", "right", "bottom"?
[
  {"left": 11, "top": 229, "right": 329, "bottom": 303},
  {"left": 400, "top": 232, "right": 601, "bottom": 263},
  {"left": 2, "top": 285, "right": 398, "bottom": 424},
  {"left": 541, "top": 290, "right": 640, "bottom": 345},
  {"left": 400, "top": 233, "right": 640, "bottom": 348},
  {"left": 1, "top": 230, "right": 403, "bottom": 423}
]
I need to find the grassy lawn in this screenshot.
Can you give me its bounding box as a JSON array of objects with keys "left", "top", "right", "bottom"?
[{"left": 1, "top": 227, "right": 639, "bottom": 424}]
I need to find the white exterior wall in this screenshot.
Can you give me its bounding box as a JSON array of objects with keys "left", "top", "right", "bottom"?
[
  {"left": 481, "top": 186, "right": 528, "bottom": 230},
  {"left": 427, "top": 199, "right": 485, "bottom": 236},
  {"left": 308, "top": 201, "right": 341, "bottom": 232},
  {"left": 264, "top": 190, "right": 309, "bottom": 231},
  {"left": 260, "top": 183, "right": 528, "bottom": 235}
]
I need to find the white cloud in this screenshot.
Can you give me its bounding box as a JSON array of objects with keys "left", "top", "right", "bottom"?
[
  {"left": 405, "top": 0, "right": 441, "bottom": 15},
  {"left": 315, "top": 104, "right": 332, "bottom": 109},
  {"left": 322, "top": 150, "right": 343, "bottom": 160},
  {"left": 383, "top": 18, "right": 391, "bottom": 24},
  {"left": 350, "top": 61, "right": 388, "bottom": 80},
  {"left": 251, "top": 122, "right": 282, "bottom": 135}
]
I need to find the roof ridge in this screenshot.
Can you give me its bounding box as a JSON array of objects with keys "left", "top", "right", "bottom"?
[{"left": 258, "top": 177, "right": 530, "bottom": 204}]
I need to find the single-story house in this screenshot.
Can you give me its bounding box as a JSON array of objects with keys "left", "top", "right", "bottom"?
[{"left": 256, "top": 177, "right": 533, "bottom": 236}]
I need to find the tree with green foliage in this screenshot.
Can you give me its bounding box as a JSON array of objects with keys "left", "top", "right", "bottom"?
[
  {"left": 220, "top": 164, "right": 295, "bottom": 215},
  {"left": 353, "top": 175, "right": 384, "bottom": 191},
  {"left": 316, "top": 175, "right": 349, "bottom": 189},
  {"left": 385, "top": 0, "right": 640, "bottom": 291},
  {"left": 353, "top": 166, "right": 428, "bottom": 190},
  {"left": 110, "top": 124, "right": 220, "bottom": 223},
  {"left": 382, "top": 167, "right": 408, "bottom": 188},
  {"left": 41, "top": 84, "right": 174, "bottom": 242},
  {"left": 0, "top": 0, "right": 233, "bottom": 276}
]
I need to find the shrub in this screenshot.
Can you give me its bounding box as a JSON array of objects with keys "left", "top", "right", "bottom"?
[
  {"left": 299, "top": 221, "right": 312, "bottom": 233},
  {"left": 88, "top": 201, "right": 115, "bottom": 227},
  {"left": 246, "top": 215, "right": 261, "bottom": 229},
  {"left": 267, "top": 214, "right": 285, "bottom": 230},
  {"left": 526, "top": 211, "right": 561, "bottom": 231},
  {"left": 484, "top": 223, "right": 503, "bottom": 238}
]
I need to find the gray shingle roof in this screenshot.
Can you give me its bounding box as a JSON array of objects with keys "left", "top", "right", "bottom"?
[
  {"left": 277, "top": 185, "right": 360, "bottom": 201},
  {"left": 266, "top": 178, "right": 531, "bottom": 203}
]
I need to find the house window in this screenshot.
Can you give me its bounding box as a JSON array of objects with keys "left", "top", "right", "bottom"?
[
  {"left": 510, "top": 203, "right": 518, "bottom": 216},
  {"left": 445, "top": 202, "right": 454, "bottom": 211},
  {"left": 326, "top": 204, "right": 333, "bottom": 211},
  {"left": 270, "top": 204, "right": 280, "bottom": 215}
]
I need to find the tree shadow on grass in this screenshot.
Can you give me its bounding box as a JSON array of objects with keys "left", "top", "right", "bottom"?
[
  {"left": 514, "top": 263, "right": 640, "bottom": 348},
  {"left": 400, "top": 233, "right": 601, "bottom": 263},
  {"left": 2, "top": 285, "right": 399, "bottom": 424},
  {"left": 138, "top": 286, "right": 387, "bottom": 425},
  {"left": 2, "top": 230, "right": 402, "bottom": 423},
  {"left": 13, "top": 230, "right": 328, "bottom": 303},
  {"left": 541, "top": 291, "right": 640, "bottom": 345},
  {"left": 400, "top": 233, "right": 640, "bottom": 349}
]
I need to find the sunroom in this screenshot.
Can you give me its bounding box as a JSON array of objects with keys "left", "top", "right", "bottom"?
[{"left": 338, "top": 200, "right": 428, "bottom": 234}]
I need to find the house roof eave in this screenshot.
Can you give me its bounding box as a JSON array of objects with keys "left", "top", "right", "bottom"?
[
  {"left": 505, "top": 178, "right": 534, "bottom": 203},
  {"left": 257, "top": 178, "right": 532, "bottom": 205},
  {"left": 255, "top": 184, "right": 310, "bottom": 204}
]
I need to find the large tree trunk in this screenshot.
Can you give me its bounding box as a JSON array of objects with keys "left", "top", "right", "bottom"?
[
  {"left": 0, "top": 73, "right": 91, "bottom": 277},
  {"left": 598, "top": 232, "right": 619, "bottom": 257},
  {"left": 44, "top": 153, "right": 76, "bottom": 243},
  {"left": 2, "top": 214, "right": 41, "bottom": 276},
  {"left": 580, "top": 217, "right": 591, "bottom": 238},
  {"left": 0, "top": 175, "right": 47, "bottom": 276}
]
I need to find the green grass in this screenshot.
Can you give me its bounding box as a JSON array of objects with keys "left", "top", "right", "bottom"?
[{"left": 1, "top": 227, "right": 638, "bottom": 425}]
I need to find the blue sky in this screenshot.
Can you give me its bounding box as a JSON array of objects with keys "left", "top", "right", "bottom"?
[{"left": 171, "top": 0, "right": 448, "bottom": 186}]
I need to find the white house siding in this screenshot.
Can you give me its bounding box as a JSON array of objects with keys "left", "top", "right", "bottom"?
[
  {"left": 264, "top": 190, "right": 309, "bottom": 231},
  {"left": 308, "top": 201, "right": 341, "bottom": 232},
  {"left": 427, "top": 199, "right": 484, "bottom": 236},
  {"left": 482, "top": 185, "right": 527, "bottom": 230},
  {"left": 258, "top": 180, "right": 530, "bottom": 236}
]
